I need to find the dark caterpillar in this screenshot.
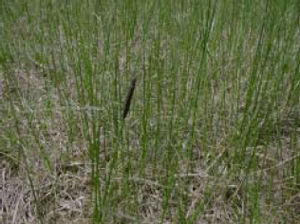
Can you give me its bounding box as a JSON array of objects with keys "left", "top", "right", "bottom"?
[{"left": 122, "top": 78, "right": 136, "bottom": 119}]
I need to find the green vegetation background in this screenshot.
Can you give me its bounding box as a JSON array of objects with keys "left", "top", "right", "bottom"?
[{"left": 1, "top": 0, "right": 300, "bottom": 223}]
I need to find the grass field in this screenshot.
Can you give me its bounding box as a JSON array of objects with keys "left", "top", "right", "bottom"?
[{"left": 1, "top": 0, "right": 300, "bottom": 223}]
